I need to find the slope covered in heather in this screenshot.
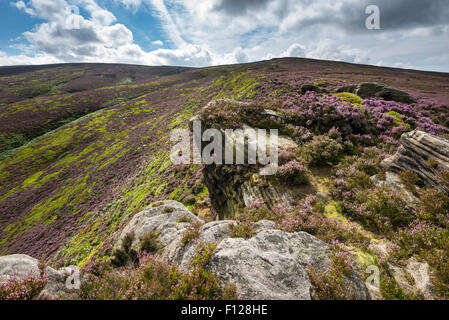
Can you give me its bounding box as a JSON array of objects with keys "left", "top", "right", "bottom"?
[{"left": 0, "top": 56, "right": 448, "bottom": 278}]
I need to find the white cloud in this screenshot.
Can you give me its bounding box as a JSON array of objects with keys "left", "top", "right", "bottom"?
[
  {"left": 116, "top": 0, "right": 142, "bottom": 11},
  {"left": 0, "top": 50, "right": 58, "bottom": 65},
  {"left": 151, "top": 40, "right": 163, "bottom": 46},
  {"left": 11, "top": 0, "right": 36, "bottom": 15},
  {"left": 283, "top": 43, "right": 306, "bottom": 58},
  {"left": 3, "top": 0, "right": 219, "bottom": 66},
  {"left": 3, "top": 0, "right": 449, "bottom": 71}
]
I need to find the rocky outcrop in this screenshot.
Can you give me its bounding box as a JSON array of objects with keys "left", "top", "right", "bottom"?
[
  {"left": 208, "top": 229, "right": 369, "bottom": 300},
  {"left": 113, "top": 200, "right": 203, "bottom": 259},
  {"left": 389, "top": 258, "right": 436, "bottom": 299},
  {"left": 190, "top": 100, "right": 299, "bottom": 219},
  {"left": 38, "top": 265, "right": 81, "bottom": 300},
  {"left": 336, "top": 82, "right": 417, "bottom": 104},
  {"left": 161, "top": 219, "right": 277, "bottom": 270},
  {"left": 208, "top": 230, "right": 327, "bottom": 300},
  {"left": 161, "top": 220, "right": 234, "bottom": 270},
  {"left": 379, "top": 130, "right": 449, "bottom": 194},
  {"left": 0, "top": 254, "right": 81, "bottom": 300},
  {"left": 368, "top": 239, "right": 437, "bottom": 300},
  {"left": 114, "top": 201, "right": 370, "bottom": 300},
  {"left": 0, "top": 254, "right": 42, "bottom": 282},
  {"left": 370, "top": 172, "right": 419, "bottom": 210},
  {"left": 336, "top": 84, "right": 357, "bottom": 94}
]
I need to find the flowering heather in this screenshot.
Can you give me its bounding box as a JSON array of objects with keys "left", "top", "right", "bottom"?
[
  {"left": 0, "top": 58, "right": 449, "bottom": 300},
  {"left": 274, "top": 196, "right": 369, "bottom": 246},
  {"left": 79, "top": 243, "right": 237, "bottom": 300},
  {"left": 181, "top": 221, "right": 204, "bottom": 245},
  {"left": 307, "top": 242, "right": 359, "bottom": 300},
  {"left": 275, "top": 159, "right": 309, "bottom": 186},
  {"left": 363, "top": 99, "right": 448, "bottom": 136},
  {"left": 0, "top": 273, "right": 47, "bottom": 300}
]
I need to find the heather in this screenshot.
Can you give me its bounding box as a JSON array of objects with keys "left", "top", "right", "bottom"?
[
  {"left": 330, "top": 151, "right": 449, "bottom": 298},
  {"left": 388, "top": 171, "right": 449, "bottom": 297},
  {"left": 1, "top": 58, "right": 449, "bottom": 300},
  {"left": 79, "top": 242, "right": 238, "bottom": 300},
  {"left": 0, "top": 273, "right": 47, "bottom": 300},
  {"left": 307, "top": 242, "right": 360, "bottom": 300},
  {"left": 0, "top": 261, "right": 47, "bottom": 300}
]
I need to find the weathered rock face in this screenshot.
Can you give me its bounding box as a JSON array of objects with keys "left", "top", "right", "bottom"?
[
  {"left": 208, "top": 230, "right": 327, "bottom": 300},
  {"left": 38, "top": 265, "right": 81, "bottom": 300},
  {"left": 370, "top": 172, "right": 419, "bottom": 211},
  {"left": 161, "top": 220, "right": 234, "bottom": 270},
  {"left": 161, "top": 219, "right": 278, "bottom": 270},
  {"left": 113, "top": 200, "right": 203, "bottom": 258},
  {"left": 389, "top": 258, "right": 436, "bottom": 299},
  {"left": 113, "top": 201, "right": 370, "bottom": 300},
  {"left": 380, "top": 130, "right": 449, "bottom": 194},
  {"left": 0, "top": 254, "right": 42, "bottom": 282},
  {"left": 336, "top": 82, "right": 417, "bottom": 104},
  {"left": 0, "top": 254, "right": 81, "bottom": 300},
  {"left": 368, "top": 239, "right": 437, "bottom": 300},
  {"left": 191, "top": 100, "right": 298, "bottom": 219},
  {"left": 208, "top": 229, "right": 370, "bottom": 300}
]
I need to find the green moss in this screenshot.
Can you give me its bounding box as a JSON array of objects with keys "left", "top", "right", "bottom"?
[
  {"left": 116, "top": 77, "right": 133, "bottom": 85},
  {"left": 385, "top": 111, "right": 411, "bottom": 130},
  {"left": 334, "top": 92, "right": 364, "bottom": 108},
  {"left": 213, "top": 71, "right": 262, "bottom": 100},
  {"left": 325, "top": 201, "right": 350, "bottom": 226},
  {"left": 167, "top": 188, "right": 183, "bottom": 201}
]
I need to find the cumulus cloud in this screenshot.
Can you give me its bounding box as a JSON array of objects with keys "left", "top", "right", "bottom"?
[
  {"left": 264, "top": 41, "right": 369, "bottom": 65},
  {"left": 3, "top": 0, "right": 449, "bottom": 71},
  {"left": 3, "top": 0, "right": 220, "bottom": 66},
  {"left": 151, "top": 40, "right": 163, "bottom": 46},
  {"left": 283, "top": 44, "right": 306, "bottom": 58},
  {"left": 11, "top": 0, "right": 36, "bottom": 15},
  {"left": 116, "top": 0, "right": 142, "bottom": 11}
]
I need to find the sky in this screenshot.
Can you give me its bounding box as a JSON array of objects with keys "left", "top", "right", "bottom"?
[{"left": 0, "top": 0, "right": 448, "bottom": 72}]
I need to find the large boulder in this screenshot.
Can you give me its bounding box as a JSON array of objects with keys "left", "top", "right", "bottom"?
[
  {"left": 336, "top": 82, "right": 416, "bottom": 104},
  {"left": 113, "top": 200, "right": 203, "bottom": 260},
  {"left": 161, "top": 219, "right": 278, "bottom": 270},
  {"left": 161, "top": 220, "right": 234, "bottom": 269},
  {"left": 370, "top": 172, "right": 420, "bottom": 210},
  {"left": 0, "top": 254, "right": 42, "bottom": 282},
  {"left": 388, "top": 258, "right": 436, "bottom": 299},
  {"left": 38, "top": 265, "right": 81, "bottom": 300},
  {"left": 380, "top": 130, "right": 449, "bottom": 194},
  {"left": 354, "top": 82, "right": 416, "bottom": 104},
  {"left": 115, "top": 202, "right": 370, "bottom": 300},
  {"left": 190, "top": 99, "right": 300, "bottom": 219},
  {"left": 0, "top": 254, "right": 81, "bottom": 300},
  {"left": 207, "top": 229, "right": 370, "bottom": 300}
]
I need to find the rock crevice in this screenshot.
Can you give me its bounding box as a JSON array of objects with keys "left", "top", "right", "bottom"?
[{"left": 380, "top": 130, "right": 449, "bottom": 194}]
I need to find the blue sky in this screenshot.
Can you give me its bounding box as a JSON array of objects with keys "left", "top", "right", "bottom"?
[{"left": 0, "top": 0, "right": 449, "bottom": 72}]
